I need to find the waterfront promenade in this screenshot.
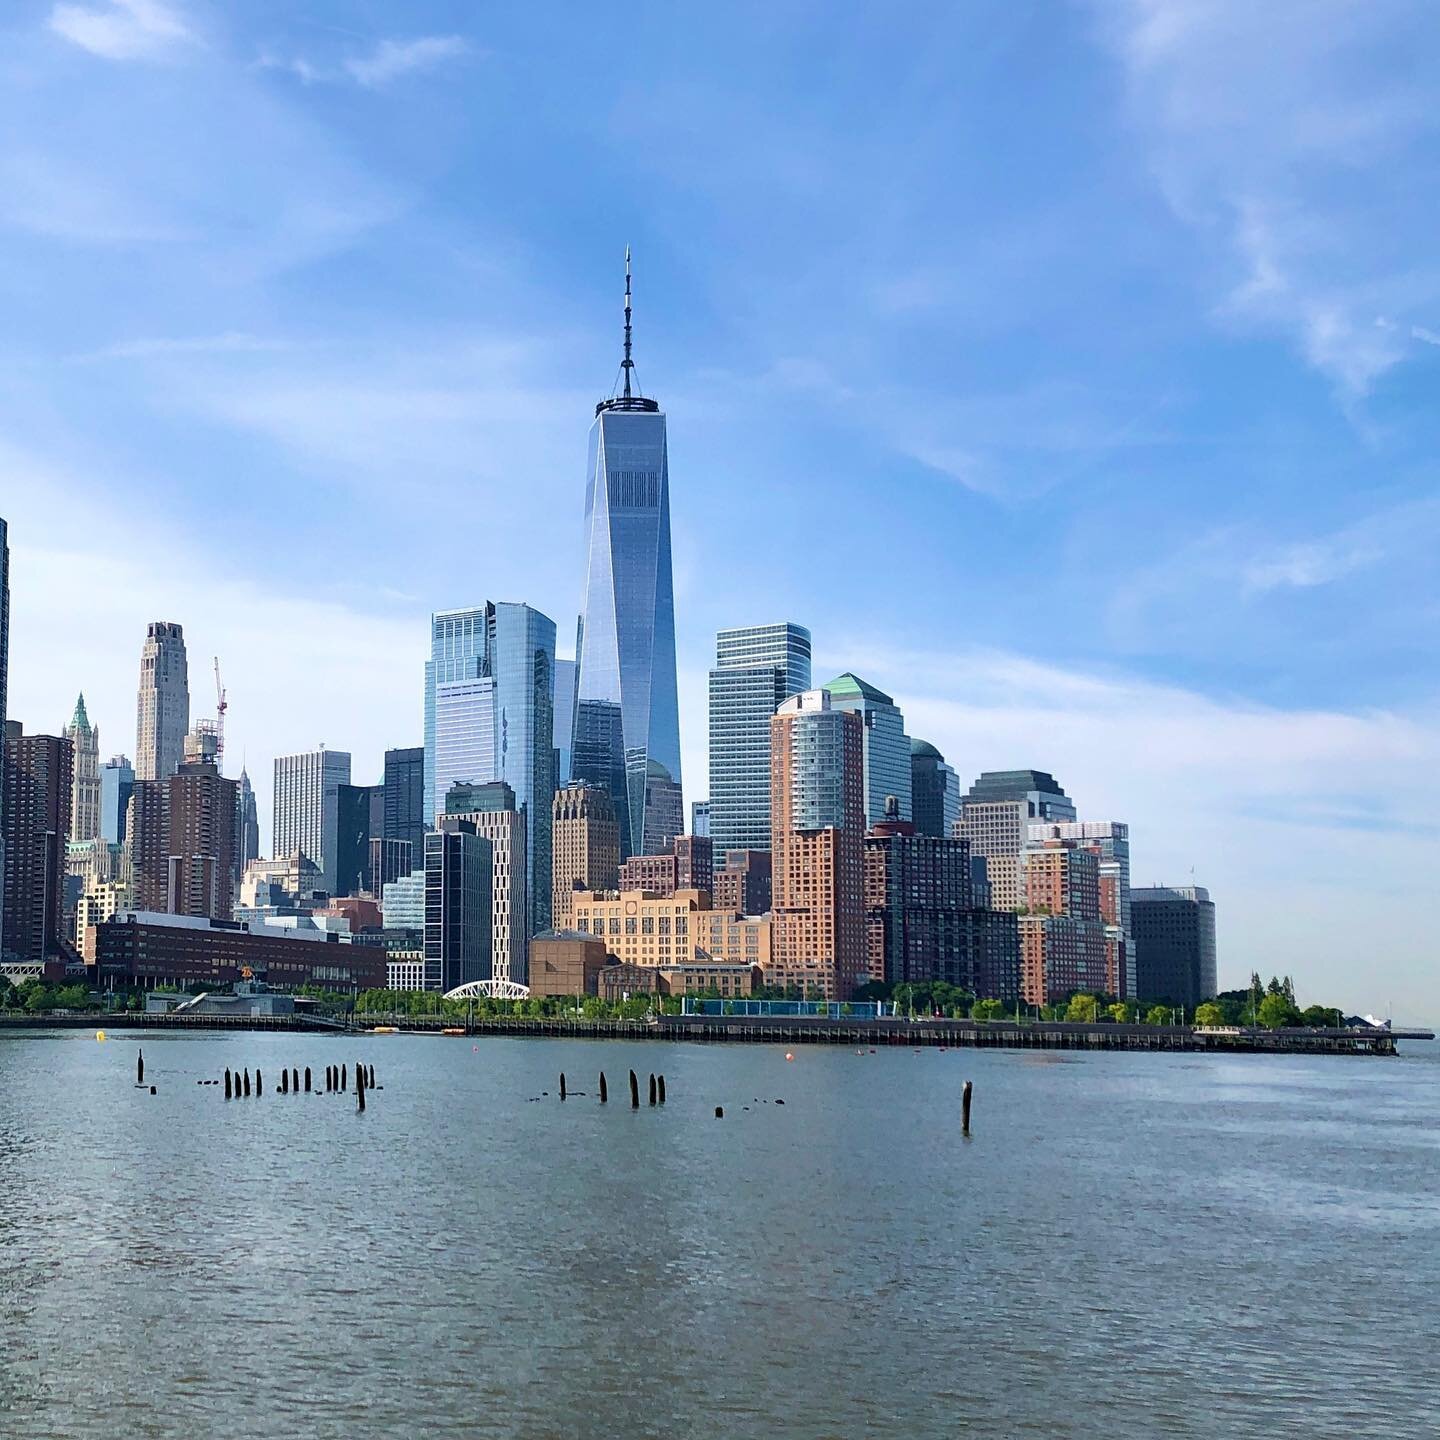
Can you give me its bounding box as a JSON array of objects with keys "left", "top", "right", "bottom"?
[{"left": 3, "top": 1010, "right": 1429, "bottom": 1054}]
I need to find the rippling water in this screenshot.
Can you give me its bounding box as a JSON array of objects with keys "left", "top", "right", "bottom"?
[{"left": 1, "top": 1030, "right": 1436, "bottom": 1438}]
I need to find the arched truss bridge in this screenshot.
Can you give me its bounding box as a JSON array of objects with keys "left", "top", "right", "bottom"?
[{"left": 443, "top": 978, "right": 531, "bottom": 1002}]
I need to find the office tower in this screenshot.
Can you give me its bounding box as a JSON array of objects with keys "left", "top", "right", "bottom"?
[
  {"left": 369, "top": 838, "right": 412, "bottom": 895},
  {"left": 63, "top": 693, "right": 101, "bottom": 843},
  {"left": 135, "top": 621, "right": 190, "bottom": 782},
  {"left": 423, "top": 822, "right": 493, "bottom": 992},
  {"left": 234, "top": 766, "right": 259, "bottom": 875},
  {"left": 823, "top": 673, "right": 912, "bottom": 826},
  {"left": 0, "top": 518, "right": 8, "bottom": 948},
  {"left": 1131, "top": 886, "right": 1217, "bottom": 1009},
  {"left": 572, "top": 250, "right": 682, "bottom": 860},
  {"left": 443, "top": 780, "right": 528, "bottom": 987},
  {"left": 712, "top": 849, "right": 771, "bottom": 916},
  {"left": 957, "top": 771, "right": 1077, "bottom": 915},
  {"left": 272, "top": 747, "right": 351, "bottom": 896},
  {"left": 910, "top": 739, "right": 960, "bottom": 839},
  {"left": 864, "top": 801, "right": 1020, "bottom": 1000},
  {"left": 690, "top": 799, "right": 710, "bottom": 837},
  {"left": 708, "top": 622, "right": 811, "bottom": 857},
  {"left": 1017, "top": 840, "right": 1108, "bottom": 1006},
  {"left": 381, "top": 868, "right": 425, "bottom": 933},
  {"left": 99, "top": 755, "right": 135, "bottom": 846},
  {"left": 769, "top": 690, "right": 865, "bottom": 999},
  {"left": 552, "top": 657, "right": 576, "bottom": 786},
  {"left": 130, "top": 758, "right": 238, "bottom": 921},
  {"left": 642, "top": 761, "right": 683, "bottom": 852},
  {"left": 382, "top": 746, "right": 425, "bottom": 859},
  {"left": 336, "top": 782, "right": 384, "bottom": 897},
  {"left": 424, "top": 602, "right": 556, "bottom": 936},
  {"left": 1029, "top": 820, "right": 1133, "bottom": 997},
  {"left": 2, "top": 722, "right": 73, "bottom": 960},
  {"left": 551, "top": 782, "right": 620, "bottom": 930}
]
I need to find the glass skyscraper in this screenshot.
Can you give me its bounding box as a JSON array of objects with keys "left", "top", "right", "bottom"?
[
  {"left": 823, "top": 673, "right": 913, "bottom": 827},
  {"left": 424, "top": 601, "right": 556, "bottom": 936},
  {"left": 572, "top": 252, "right": 681, "bottom": 859},
  {"left": 708, "top": 622, "right": 812, "bottom": 856}
]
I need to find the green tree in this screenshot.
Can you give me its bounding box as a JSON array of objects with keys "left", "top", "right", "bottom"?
[
  {"left": 1193, "top": 1002, "right": 1226, "bottom": 1027},
  {"left": 1300, "top": 1004, "right": 1340, "bottom": 1027},
  {"left": 1257, "top": 992, "right": 1295, "bottom": 1030},
  {"left": 970, "top": 998, "right": 1005, "bottom": 1021},
  {"left": 1066, "top": 994, "right": 1099, "bottom": 1022},
  {"left": 24, "top": 985, "right": 53, "bottom": 1013},
  {"left": 1144, "top": 1005, "right": 1171, "bottom": 1026},
  {"left": 1107, "top": 1002, "right": 1131, "bottom": 1023},
  {"left": 53, "top": 985, "right": 91, "bottom": 1009}
]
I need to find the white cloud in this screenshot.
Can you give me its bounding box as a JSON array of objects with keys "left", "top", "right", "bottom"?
[
  {"left": 1241, "top": 539, "right": 1381, "bottom": 595},
  {"left": 344, "top": 35, "right": 468, "bottom": 89},
  {"left": 80, "top": 332, "right": 293, "bottom": 360},
  {"left": 49, "top": 0, "right": 193, "bottom": 62},
  {"left": 1100, "top": 0, "right": 1440, "bottom": 397},
  {"left": 1412, "top": 325, "right": 1440, "bottom": 347}
]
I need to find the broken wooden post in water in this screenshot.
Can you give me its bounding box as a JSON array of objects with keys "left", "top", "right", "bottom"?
[
  {"left": 341, "top": 1063, "right": 347, "bottom": 1091},
  {"left": 559, "top": 1072, "right": 567, "bottom": 1101},
  {"left": 356, "top": 1066, "right": 366, "bottom": 1113},
  {"left": 137, "top": 1050, "right": 144, "bottom": 1085},
  {"left": 962, "top": 1080, "right": 973, "bottom": 1136},
  {"left": 629, "top": 1070, "right": 639, "bottom": 1108},
  {"left": 224, "top": 1069, "right": 232, "bottom": 1099},
  {"left": 658, "top": 1075, "right": 666, "bottom": 1104},
  {"left": 714, "top": 1106, "right": 724, "bottom": 1119},
  {"left": 242, "top": 1070, "right": 251, "bottom": 1098},
  {"left": 599, "top": 1072, "right": 608, "bottom": 1103},
  {"left": 281, "top": 1070, "right": 289, "bottom": 1094},
  {"left": 304, "top": 1066, "right": 312, "bottom": 1093},
  {"left": 648, "top": 1073, "right": 657, "bottom": 1106},
  {"left": 255, "top": 1069, "right": 263, "bottom": 1095}
]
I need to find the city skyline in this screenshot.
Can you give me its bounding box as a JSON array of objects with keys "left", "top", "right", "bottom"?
[{"left": 1, "top": 3, "right": 1436, "bottom": 1019}]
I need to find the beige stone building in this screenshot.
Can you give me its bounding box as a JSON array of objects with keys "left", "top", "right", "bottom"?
[
  {"left": 569, "top": 887, "right": 710, "bottom": 968},
  {"left": 551, "top": 784, "right": 620, "bottom": 930}
]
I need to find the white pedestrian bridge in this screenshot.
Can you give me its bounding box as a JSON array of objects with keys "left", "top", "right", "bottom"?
[{"left": 442, "top": 978, "right": 531, "bottom": 1002}]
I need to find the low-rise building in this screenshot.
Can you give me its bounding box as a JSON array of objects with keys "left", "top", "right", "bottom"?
[
  {"left": 527, "top": 930, "right": 611, "bottom": 998},
  {"left": 569, "top": 887, "right": 710, "bottom": 969},
  {"left": 696, "top": 911, "right": 772, "bottom": 969},
  {"left": 657, "top": 962, "right": 758, "bottom": 998}
]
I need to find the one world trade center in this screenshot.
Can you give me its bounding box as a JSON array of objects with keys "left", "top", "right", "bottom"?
[{"left": 572, "top": 250, "right": 682, "bottom": 859}]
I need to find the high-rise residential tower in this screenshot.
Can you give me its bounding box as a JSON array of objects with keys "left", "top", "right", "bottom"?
[
  {"left": 572, "top": 251, "right": 681, "bottom": 860},
  {"left": 272, "top": 747, "right": 351, "bottom": 896},
  {"left": 131, "top": 758, "right": 238, "bottom": 921},
  {"left": 443, "top": 780, "right": 528, "bottom": 987},
  {"left": 424, "top": 602, "right": 556, "bottom": 936},
  {"left": 769, "top": 690, "right": 866, "bottom": 1000},
  {"left": 823, "top": 673, "right": 913, "bottom": 827},
  {"left": 1029, "top": 819, "right": 1133, "bottom": 997},
  {"left": 135, "top": 622, "right": 190, "bottom": 783},
  {"left": 2, "top": 722, "right": 72, "bottom": 960},
  {"left": 383, "top": 746, "right": 425, "bottom": 860},
  {"left": 64, "top": 693, "right": 101, "bottom": 843},
  {"left": 0, "top": 517, "right": 8, "bottom": 948},
  {"left": 708, "top": 622, "right": 812, "bottom": 856},
  {"left": 423, "top": 821, "right": 493, "bottom": 992}
]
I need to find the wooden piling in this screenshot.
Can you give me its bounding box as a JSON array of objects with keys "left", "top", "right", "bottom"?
[
  {"left": 281, "top": 1070, "right": 289, "bottom": 1093},
  {"left": 224, "top": 1069, "right": 232, "bottom": 1099},
  {"left": 648, "top": 1073, "right": 657, "bottom": 1106},
  {"left": 149, "top": 1085, "right": 156, "bottom": 1095},
  {"left": 560, "top": 1072, "right": 567, "bottom": 1100},
  {"left": 629, "top": 1069, "right": 639, "bottom": 1108},
  {"left": 341, "top": 1063, "right": 347, "bottom": 1091},
  {"left": 367, "top": 1065, "right": 375, "bottom": 1087},
  {"left": 599, "top": 1072, "right": 608, "bottom": 1103},
  {"left": 658, "top": 1075, "right": 666, "bottom": 1104},
  {"left": 356, "top": 1067, "right": 366, "bottom": 1113},
  {"left": 962, "top": 1079, "right": 973, "bottom": 1136},
  {"left": 304, "top": 1066, "right": 312, "bottom": 1093},
  {"left": 137, "top": 1050, "right": 144, "bottom": 1085},
  {"left": 292, "top": 1068, "right": 299, "bottom": 1092},
  {"left": 255, "top": 1069, "right": 262, "bottom": 1095},
  {"left": 715, "top": 1106, "right": 724, "bottom": 1119},
  {"left": 243, "top": 1070, "right": 251, "bottom": 1098}
]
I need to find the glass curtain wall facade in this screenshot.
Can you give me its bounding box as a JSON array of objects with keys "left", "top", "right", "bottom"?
[
  {"left": 423, "top": 603, "right": 555, "bottom": 936},
  {"left": 708, "top": 622, "right": 811, "bottom": 856},
  {"left": 552, "top": 657, "right": 576, "bottom": 787},
  {"left": 573, "top": 406, "right": 681, "bottom": 860},
  {"left": 383, "top": 746, "right": 425, "bottom": 861},
  {"left": 823, "top": 673, "right": 913, "bottom": 826},
  {"left": 910, "top": 739, "right": 961, "bottom": 839}
]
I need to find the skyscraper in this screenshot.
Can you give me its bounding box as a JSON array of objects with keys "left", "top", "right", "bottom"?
[
  {"left": 234, "top": 766, "right": 260, "bottom": 875},
  {"left": 2, "top": 722, "right": 72, "bottom": 960},
  {"left": 424, "top": 602, "right": 556, "bottom": 936},
  {"left": 272, "top": 747, "right": 351, "bottom": 896},
  {"left": 443, "top": 780, "right": 528, "bottom": 986},
  {"left": 135, "top": 622, "right": 189, "bottom": 782},
  {"left": 910, "top": 738, "right": 960, "bottom": 839},
  {"left": 131, "top": 758, "right": 238, "bottom": 921},
  {"left": 0, "top": 517, "right": 8, "bottom": 949},
  {"left": 99, "top": 755, "right": 135, "bottom": 846},
  {"left": 1029, "top": 819, "right": 1133, "bottom": 997},
  {"left": 552, "top": 657, "right": 576, "bottom": 786},
  {"left": 708, "top": 622, "right": 812, "bottom": 856},
  {"left": 423, "top": 822, "right": 493, "bottom": 992},
  {"left": 1132, "top": 886, "right": 1217, "bottom": 1009},
  {"left": 383, "top": 746, "right": 424, "bottom": 860},
  {"left": 551, "top": 782, "right": 620, "bottom": 931},
  {"left": 769, "top": 690, "right": 866, "bottom": 1000},
  {"left": 572, "top": 250, "right": 681, "bottom": 859},
  {"left": 823, "top": 674, "right": 912, "bottom": 826},
  {"left": 64, "top": 694, "right": 101, "bottom": 843},
  {"left": 958, "top": 770, "right": 1078, "bottom": 915}
]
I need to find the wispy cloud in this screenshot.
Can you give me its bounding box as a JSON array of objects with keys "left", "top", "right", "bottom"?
[
  {"left": 49, "top": 0, "right": 193, "bottom": 62},
  {"left": 344, "top": 35, "right": 468, "bottom": 89},
  {"left": 1098, "top": 0, "right": 1440, "bottom": 399},
  {"left": 1241, "top": 538, "right": 1382, "bottom": 595},
  {"left": 80, "top": 331, "right": 293, "bottom": 361}
]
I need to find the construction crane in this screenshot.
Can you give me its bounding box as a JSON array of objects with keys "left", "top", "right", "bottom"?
[{"left": 213, "top": 657, "right": 227, "bottom": 768}]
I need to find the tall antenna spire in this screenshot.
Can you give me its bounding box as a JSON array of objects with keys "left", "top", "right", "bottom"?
[{"left": 622, "top": 244, "right": 633, "bottom": 399}]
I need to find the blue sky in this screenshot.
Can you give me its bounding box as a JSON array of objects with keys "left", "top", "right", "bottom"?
[{"left": 2, "top": 1, "right": 1438, "bottom": 1018}]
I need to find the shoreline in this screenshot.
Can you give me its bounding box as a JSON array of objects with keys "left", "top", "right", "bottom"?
[{"left": 1, "top": 1011, "right": 1429, "bottom": 1055}]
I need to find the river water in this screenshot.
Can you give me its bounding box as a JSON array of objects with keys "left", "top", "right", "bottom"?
[{"left": 0, "top": 1030, "right": 1436, "bottom": 1438}]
